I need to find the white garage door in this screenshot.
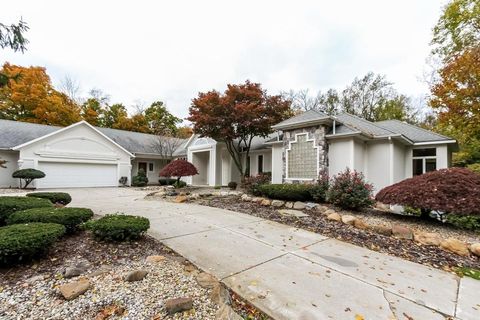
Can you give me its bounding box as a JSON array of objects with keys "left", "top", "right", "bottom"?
[{"left": 37, "top": 162, "right": 118, "bottom": 188}]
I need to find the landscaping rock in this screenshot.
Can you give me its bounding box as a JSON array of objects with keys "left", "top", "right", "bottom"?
[
  {"left": 59, "top": 278, "right": 90, "bottom": 300},
  {"left": 353, "top": 218, "right": 368, "bottom": 230},
  {"left": 341, "top": 215, "right": 357, "bottom": 225},
  {"left": 241, "top": 194, "right": 252, "bottom": 202},
  {"left": 414, "top": 232, "right": 442, "bottom": 246},
  {"left": 165, "top": 297, "right": 193, "bottom": 315},
  {"left": 210, "top": 283, "right": 232, "bottom": 306},
  {"left": 369, "top": 224, "right": 392, "bottom": 236},
  {"left": 88, "top": 265, "right": 112, "bottom": 278},
  {"left": 305, "top": 202, "right": 318, "bottom": 210},
  {"left": 440, "top": 238, "right": 470, "bottom": 256},
  {"left": 196, "top": 272, "right": 218, "bottom": 289},
  {"left": 252, "top": 197, "right": 263, "bottom": 204},
  {"left": 271, "top": 200, "right": 285, "bottom": 207},
  {"left": 470, "top": 243, "right": 480, "bottom": 257},
  {"left": 293, "top": 201, "right": 306, "bottom": 210},
  {"left": 124, "top": 270, "right": 148, "bottom": 282},
  {"left": 146, "top": 255, "right": 166, "bottom": 263},
  {"left": 327, "top": 212, "right": 342, "bottom": 222},
  {"left": 174, "top": 195, "right": 188, "bottom": 203},
  {"left": 64, "top": 260, "right": 90, "bottom": 278},
  {"left": 316, "top": 205, "right": 329, "bottom": 213},
  {"left": 392, "top": 224, "right": 414, "bottom": 240},
  {"left": 285, "top": 202, "right": 294, "bottom": 208},
  {"left": 260, "top": 199, "right": 271, "bottom": 206},
  {"left": 277, "top": 209, "right": 309, "bottom": 218},
  {"left": 323, "top": 209, "right": 337, "bottom": 216},
  {"left": 216, "top": 304, "right": 243, "bottom": 320}
]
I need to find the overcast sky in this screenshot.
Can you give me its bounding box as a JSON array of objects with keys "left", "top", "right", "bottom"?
[{"left": 3, "top": 0, "right": 446, "bottom": 121}]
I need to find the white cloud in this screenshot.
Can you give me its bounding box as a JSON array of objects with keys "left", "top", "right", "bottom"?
[{"left": 2, "top": 0, "right": 447, "bottom": 120}]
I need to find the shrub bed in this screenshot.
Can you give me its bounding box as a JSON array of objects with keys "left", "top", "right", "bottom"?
[
  {"left": 26, "top": 192, "right": 72, "bottom": 205},
  {"left": 0, "top": 223, "right": 65, "bottom": 265},
  {"left": 242, "top": 174, "right": 271, "bottom": 196},
  {"left": 0, "top": 196, "right": 52, "bottom": 225},
  {"left": 85, "top": 214, "right": 150, "bottom": 241},
  {"left": 446, "top": 214, "right": 480, "bottom": 232},
  {"left": 7, "top": 207, "right": 94, "bottom": 233},
  {"left": 327, "top": 169, "right": 374, "bottom": 210},
  {"left": 159, "top": 178, "right": 176, "bottom": 185},
  {"left": 257, "top": 184, "right": 314, "bottom": 202}
]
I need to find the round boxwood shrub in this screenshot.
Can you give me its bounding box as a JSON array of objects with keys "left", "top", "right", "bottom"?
[
  {"left": 85, "top": 214, "right": 150, "bottom": 241},
  {"left": 7, "top": 207, "right": 93, "bottom": 233},
  {"left": 26, "top": 192, "right": 72, "bottom": 205},
  {"left": 0, "top": 223, "right": 66, "bottom": 266},
  {"left": 0, "top": 196, "right": 53, "bottom": 225},
  {"left": 132, "top": 169, "right": 148, "bottom": 187},
  {"left": 12, "top": 168, "right": 46, "bottom": 189}
]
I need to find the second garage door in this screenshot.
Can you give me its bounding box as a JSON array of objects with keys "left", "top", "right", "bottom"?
[{"left": 37, "top": 162, "right": 118, "bottom": 188}]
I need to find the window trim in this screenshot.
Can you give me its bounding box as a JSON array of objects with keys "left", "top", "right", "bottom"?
[
  {"left": 285, "top": 132, "right": 319, "bottom": 181},
  {"left": 412, "top": 148, "right": 437, "bottom": 175}
]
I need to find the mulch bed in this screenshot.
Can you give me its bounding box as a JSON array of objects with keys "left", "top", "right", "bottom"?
[
  {"left": 0, "top": 231, "right": 176, "bottom": 286},
  {"left": 197, "top": 196, "right": 480, "bottom": 271}
]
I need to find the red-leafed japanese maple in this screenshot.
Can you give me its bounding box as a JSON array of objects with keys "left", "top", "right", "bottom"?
[
  {"left": 159, "top": 159, "right": 198, "bottom": 184},
  {"left": 188, "top": 80, "right": 292, "bottom": 180},
  {"left": 375, "top": 168, "right": 480, "bottom": 216}
]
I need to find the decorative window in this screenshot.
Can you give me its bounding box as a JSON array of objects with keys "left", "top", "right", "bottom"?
[
  {"left": 287, "top": 133, "right": 318, "bottom": 179},
  {"left": 149, "top": 163, "right": 154, "bottom": 172},
  {"left": 412, "top": 148, "right": 436, "bottom": 176}
]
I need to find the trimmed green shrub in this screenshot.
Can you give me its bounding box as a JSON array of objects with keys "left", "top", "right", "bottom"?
[
  {"left": 132, "top": 169, "right": 148, "bottom": 187},
  {"left": 174, "top": 180, "right": 187, "bottom": 188},
  {"left": 0, "top": 196, "right": 52, "bottom": 225},
  {"left": 85, "top": 214, "right": 150, "bottom": 241},
  {"left": 327, "top": 168, "right": 374, "bottom": 210},
  {"left": 214, "top": 185, "right": 222, "bottom": 190},
  {"left": 228, "top": 181, "right": 238, "bottom": 190},
  {"left": 7, "top": 207, "right": 93, "bottom": 233},
  {"left": 12, "top": 168, "right": 46, "bottom": 189},
  {"left": 0, "top": 223, "right": 65, "bottom": 265},
  {"left": 159, "top": 178, "right": 176, "bottom": 185},
  {"left": 26, "top": 192, "right": 72, "bottom": 205},
  {"left": 446, "top": 214, "right": 480, "bottom": 232},
  {"left": 257, "top": 184, "right": 314, "bottom": 202},
  {"left": 310, "top": 170, "right": 330, "bottom": 202},
  {"left": 242, "top": 174, "right": 271, "bottom": 196}
]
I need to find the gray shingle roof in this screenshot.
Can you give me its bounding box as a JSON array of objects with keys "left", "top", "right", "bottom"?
[
  {"left": 334, "top": 113, "right": 394, "bottom": 137},
  {"left": 272, "top": 109, "right": 330, "bottom": 129},
  {"left": 375, "top": 120, "right": 453, "bottom": 143},
  {"left": 0, "top": 119, "right": 187, "bottom": 155}
]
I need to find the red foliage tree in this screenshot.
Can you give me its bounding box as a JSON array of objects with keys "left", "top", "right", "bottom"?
[
  {"left": 159, "top": 159, "right": 198, "bottom": 183},
  {"left": 375, "top": 168, "right": 480, "bottom": 216},
  {"left": 187, "top": 80, "right": 293, "bottom": 180}
]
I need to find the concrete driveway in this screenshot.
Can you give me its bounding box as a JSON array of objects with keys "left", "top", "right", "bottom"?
[{"left": 56, "top": 188, "right": 480, "bottom": 319}]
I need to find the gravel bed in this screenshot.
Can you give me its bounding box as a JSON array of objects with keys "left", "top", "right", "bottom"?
[
  {"left": 0, "top": 232, "right": 218, "bottom": 320},
  {"left": 197, "top": 196, "right": 480, "bottom": 272}
]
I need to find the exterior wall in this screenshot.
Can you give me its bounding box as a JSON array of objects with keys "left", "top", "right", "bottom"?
[
  {"left": 392, "top": 141, "right": 406, "bottom": 184},
  {"left": 328, "top": 138, "right": 353, "bottom": 178},
  {"left": 365, "top": 140, "right": 391, "bottom": 193},
  {"left": 353, "top": 140, "right": 366, "bottom": 173},
  {"left": 404, "top": 144, "right": 450, "bottom": 179},
  {"left": 17, "top": 124, "right": 132, "bottom": 188},
  {"left": 283, "top": 125, "right": 328, "bottom": 183},
  {"left": 248, "top": 150, "right": 272, "bottom": 176},
  {"left": 271, "top": 144, "right": 283, "bottom": 184},
  {"left": 0, "top": 150, "right": 20, "bottom": 188},
  {"left": 132, "top": 158, "right": 170, "bottom": 185}
]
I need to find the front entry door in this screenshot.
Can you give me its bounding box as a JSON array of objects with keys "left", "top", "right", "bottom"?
[{"left": 138, "top": 162, "right": 147, "bottom": 173}]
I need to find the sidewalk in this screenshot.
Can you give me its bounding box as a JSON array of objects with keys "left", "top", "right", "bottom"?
[{"left": 67, "top": 188, "right": 479, "bottom": 320}]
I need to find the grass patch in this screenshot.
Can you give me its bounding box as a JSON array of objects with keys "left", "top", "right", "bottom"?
[{"left": 455, "top": 267, "right": 480, "bottom": 280}]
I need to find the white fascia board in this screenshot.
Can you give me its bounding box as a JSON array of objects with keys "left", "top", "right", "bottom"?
[{"left": 413, "top": 140, "right": 457, "bottom": 146}]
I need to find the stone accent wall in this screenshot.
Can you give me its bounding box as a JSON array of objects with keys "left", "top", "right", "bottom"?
[{"left": 282, "top": 125, "right": 328, "bottom": 183}]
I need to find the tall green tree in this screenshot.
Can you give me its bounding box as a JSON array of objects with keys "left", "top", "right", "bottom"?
[
  {"left": 144, "top": 101, "right": 181, "bottom": 135},
  {"left": 0, "top": 19, "right": 29, "bottom": 87}
]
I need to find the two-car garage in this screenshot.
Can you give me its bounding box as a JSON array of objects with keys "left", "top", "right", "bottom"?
[{"left": 36, "top": 162, "right": 118, "bottom": 188}]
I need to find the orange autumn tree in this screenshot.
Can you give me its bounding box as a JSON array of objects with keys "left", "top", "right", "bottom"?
[
  {"left": 0, "top": 63, "right": 81, "bottom": 126},
  {"left": 188, "top": 80, "right": 292, "bottom": 180}
]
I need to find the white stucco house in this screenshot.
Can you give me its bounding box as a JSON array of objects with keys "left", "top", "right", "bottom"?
[{"left": 0, "top": 110, "right": 457, "bottom": 192}]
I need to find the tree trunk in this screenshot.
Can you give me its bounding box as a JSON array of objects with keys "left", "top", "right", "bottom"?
[{"left": 420, "top": 208, "right": 431, "bottom": 220}]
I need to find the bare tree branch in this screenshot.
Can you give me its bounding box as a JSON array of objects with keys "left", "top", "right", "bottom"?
[{"left": 149, "top": 135, "right": 183, "bottom": 159}]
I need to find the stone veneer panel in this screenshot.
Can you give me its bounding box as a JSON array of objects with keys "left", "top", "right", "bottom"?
[{"left": 282, "top": 125, "right": 328, "bottom": 183}]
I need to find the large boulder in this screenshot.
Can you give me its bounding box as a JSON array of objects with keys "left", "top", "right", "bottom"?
[
  {"left": 260, "top": 199, "right": 272, "bottom": 206},
  {"left": 327, "top": 212, "right": 342, "bottom": 222},
  {"left": 414, "top": 232, "right": 442, "bottom": 246},
  {"left": 124, "top": 270, "right": 148, "bottom": 282},
  {"left": 353, "top": 219, "right": 368, "bottom": 230},
  {"left": 271, "top": 200, "right": 285, "bottom": 208},
  {"left": 165, "top": 297, "right": 193, "bottom": 315},
  {"left": 341, "top": 215, "right": 357, "bottom": 225},
  {"left": 293, "top": 202, "right": 307, "bottom": 210},
  {"left": 392, "top": 224, "right": 413, "bottom": 240},
  {"left": 196, "top": 272, "right": 218, "bottom": 289},
  {"left": 174, "top": 195, "right": 188, "bottom": 203},
  {"left": 59, "top": 278, "right": 90, "bottom": 300},
  {"left": 469, "top": 243, "right": 480, "bottom": 257},
  {"left": 369, "top": 224, "right": 392, "bottom": 236}
]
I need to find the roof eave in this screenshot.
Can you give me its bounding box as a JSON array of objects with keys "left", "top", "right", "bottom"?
[{"left": 272, "top": 118, "right": 332, "bottom": 131}]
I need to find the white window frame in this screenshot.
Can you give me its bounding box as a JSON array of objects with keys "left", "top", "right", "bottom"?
[
  {"left": 412, "top": 148, "right": 437, "bottom": 175},
  {"left": 285, "top": 132, "right": 319, "bottom": 181}
]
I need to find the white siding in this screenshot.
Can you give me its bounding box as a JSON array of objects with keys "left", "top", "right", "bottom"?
[
  {"left": 271, "top": 144, "right": 283, "bottom": 183},
  {"left": 328, "top": 138, "right": 353, "bottom": 177},
  {"left": 392, "top": 142, "right": 406, "bottom": 183},
  {"left": 0, "top": 151, "right": 20, "bottom": 188},
  {"left": 249, "top": 150, "right": 272, "bottom": 176},
  {"left": 353, "top": 140, "right": 365, "bottom": 173},
  {"left": 366, "top": 141, "right": 390, "bottom": 193}
]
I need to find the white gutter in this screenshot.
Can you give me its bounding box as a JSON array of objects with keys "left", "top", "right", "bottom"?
[{"left": 413, "top": 140, "right": 457, "bottom": 146}]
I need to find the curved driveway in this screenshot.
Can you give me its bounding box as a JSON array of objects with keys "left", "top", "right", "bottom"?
[{"left": 58, "top": 187, "right": 480, "bottom": 320}]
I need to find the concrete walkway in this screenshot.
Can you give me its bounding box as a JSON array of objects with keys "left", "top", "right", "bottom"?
[{"left": 62, "top": 188, "right": 479, "bottom": 320}]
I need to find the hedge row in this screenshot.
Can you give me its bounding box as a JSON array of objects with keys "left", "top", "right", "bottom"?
[
  {"left": 26, "top": 192, "right": 72, "bottom": 205},
  {"left": 0, "top": 196, "right": 53, "bottom": 225}
]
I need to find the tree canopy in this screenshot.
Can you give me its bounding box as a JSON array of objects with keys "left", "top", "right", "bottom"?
[
  {"left": 159, "top": 159, "right": 198, "bottom": 182},
  {"left": 188, "top": 80, "right": 293, "bottom": 178},
  {"left": 375, "top": 168, "right": 480, "bottom": 216}
]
